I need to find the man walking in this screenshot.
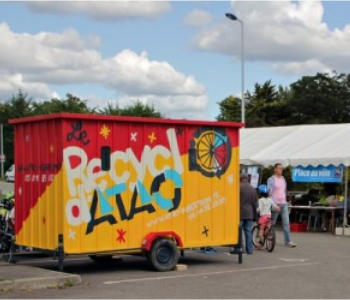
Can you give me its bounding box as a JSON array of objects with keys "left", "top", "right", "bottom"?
[
  {"left": 236, "top": 172, "right": 258, "bottom": 254},
  {"left": 267, "top": 163, "right": 297, "bottom": 248}
]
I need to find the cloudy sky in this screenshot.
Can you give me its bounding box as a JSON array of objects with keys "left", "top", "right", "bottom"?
[{"left": 0, "top": 1, "right": 349, "bottom": 120}]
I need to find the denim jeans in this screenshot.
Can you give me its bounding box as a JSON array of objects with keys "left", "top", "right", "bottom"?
[
  {"left": 272, "top": 203, "right": 291, "bottom": 244},
  {"left": 241, "top": 219, "right": 254, "bottom": 254}
]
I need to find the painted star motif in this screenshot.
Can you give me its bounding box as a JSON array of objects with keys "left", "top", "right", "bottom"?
[
  {"left": 227, "top": 174, "right": 234, "bottom": 185},
  {"left": 148, "top": 132, "right": 157, "bottom": 144},
  {"left": 131, "top": 132, "right": 138, "bottom": 142},
  {"left": 100, "top": 124, "right": 111, "bottom": 140},
  {"left": 213, "top": 191, "right": 220, "bottom": 199},
  {"left": 18, "top": 187, "right": 22, "bottom": 195},
  {"left": 202, "top": 226, "right": 209, "bottom": 237},
  {"left": 68, "top": 229, "right": 76, "bottom": 240},
  {"left": 116, "top": 229, "right": 126, "bottom": 243}
]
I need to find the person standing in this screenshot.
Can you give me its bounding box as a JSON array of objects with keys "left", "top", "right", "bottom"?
[
  {"left": 235, "top": 172, "right": 258, "bottom": 254},
  {"left": 267, "top": 163, "right": 297, "bottom": 248}
]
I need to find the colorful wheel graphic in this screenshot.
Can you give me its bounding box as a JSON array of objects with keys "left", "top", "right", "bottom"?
[{"left": 190, "top": 128, "right": 231, "bottom": 178}]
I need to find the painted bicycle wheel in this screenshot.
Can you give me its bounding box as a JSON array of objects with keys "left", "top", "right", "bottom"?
[{"left": 194, "top": 129, "right": 231, "bottom": 178}]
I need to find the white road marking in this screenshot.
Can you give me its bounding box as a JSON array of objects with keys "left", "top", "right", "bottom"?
[
  {"left": 104, "top": 262, "right": 320, "bottom": 285},
  {"left": 279, "top": 258, "right": 309, "bottom": 262}
]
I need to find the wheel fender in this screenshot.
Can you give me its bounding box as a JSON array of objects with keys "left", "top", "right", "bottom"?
[{"left": 141, "top": 231, "right": 183, "bottom": 251}]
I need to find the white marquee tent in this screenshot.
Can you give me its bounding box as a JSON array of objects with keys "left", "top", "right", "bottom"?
[
  {"left": 240, "top": 123, "right": 350, "bottom": 233},
  {"left": 240, "top": 123, "right": 350, "bottom": 168}
]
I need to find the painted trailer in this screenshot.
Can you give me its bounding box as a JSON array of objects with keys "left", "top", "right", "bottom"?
[{"left": 10, "top": 113, "right": 243, "bottom": 271}]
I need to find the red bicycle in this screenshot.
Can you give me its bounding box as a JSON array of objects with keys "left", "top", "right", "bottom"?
[{"left": 252, "top": 219, "right": 276, "bottom": 252}]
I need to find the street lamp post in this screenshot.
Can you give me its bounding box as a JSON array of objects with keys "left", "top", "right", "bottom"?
[{"left": 225, "top": 13, "right": 245, "bottom": 125}]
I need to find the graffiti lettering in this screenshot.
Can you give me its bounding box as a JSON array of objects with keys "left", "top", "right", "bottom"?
[
  {"left": 63, "top": 128, "right": 183, "bottom": 197},
  {"left": 85, "top": 172, "right": 182, "bottom": 234},
  {"left": 67, "top": 120, "right": 90, "bottom": 145},
  {"left": 128, "top": 185, "right": 156, "bottom": 220},
  {"left": 18, "top": 163, "right": 61, "bottom": 172},
  {"left": 151, "top": 170, "right": 182, "bottom": 212},
  {"left": 86, "top": 190, "right": 117, "bottom": 234},
  {"left": 64, "top": 128, "right": 185, "bottom": 231}
]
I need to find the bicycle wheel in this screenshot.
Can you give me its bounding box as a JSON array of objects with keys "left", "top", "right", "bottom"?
[
  {"left": 266, "top": 227, "right": 276, "bottom": 252},
  {"left": 252, "top": 224, "right": 262, "bottom": 248}
]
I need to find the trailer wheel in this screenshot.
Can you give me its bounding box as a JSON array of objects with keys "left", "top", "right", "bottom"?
[
  {"left": 88, "top": 255, "right": 114, "bottom": 263},
  {"left": 147, "top": 238, "right": 179, "bottom": 272}
]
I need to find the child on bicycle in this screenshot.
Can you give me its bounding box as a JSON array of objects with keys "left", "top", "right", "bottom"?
[{"left": 257, "top": 184, "right": 280, "bottom": 249}]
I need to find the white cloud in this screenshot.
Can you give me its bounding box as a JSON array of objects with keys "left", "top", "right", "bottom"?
[
  {"left": 26, "top": 1, "right": 171, "bottom": 20},
  {"left": 116, "top": 94, "right": 209, "bottom": 119},
  {"left": 0, "top": 22, "right": 208, "bottom": 119},
  {"left": 193, "top": 1, "right": 350, "bottom": 76},
  {"left": 37, "top": 28, "right": 101, "bottom": 50},
  {"left": 273, "top": 59, "right": 331, "bottom": 76},
  {"left": 0, "top": 73, "right": 52, "bottom": 100},
  {"left": 183, "top": 9, "right": 213, "bottom": 27}
]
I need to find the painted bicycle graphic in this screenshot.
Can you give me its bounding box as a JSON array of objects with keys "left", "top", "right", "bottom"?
[{"left": 189, "top": 128, "right": 232, "bottom": 178}]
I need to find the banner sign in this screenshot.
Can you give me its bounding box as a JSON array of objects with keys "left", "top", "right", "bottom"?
[{"left": 292, "top": 165, "right": 343, "bottom": 183}]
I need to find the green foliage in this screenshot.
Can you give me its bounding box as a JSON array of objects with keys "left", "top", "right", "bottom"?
[
  {"left": 99, "top": 100, "right": 164, "bottom": 118},
  {"left": 217, "top": 80, "right": 292, "bottom": 127},
  {"left": 216, "top": 71, "right": 350, "bottom": 128},
  {"left": 288, "top": 72, "right": 350, "bottom": 124},
  {"left": 216, "top": 96, "right": 241, "bottom": 122},
  {"left": 32, "top": 93, "right": 91, "bottom": 115},
  {"left": 0, "top": 91, "right": 35, "bottom": 169},
  {"left": 245, "top": 81, "right": 291, "bottom": 127}
]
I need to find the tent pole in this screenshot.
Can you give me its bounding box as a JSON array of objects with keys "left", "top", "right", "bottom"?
[
  {"left": 258, "top": 166, "right": 263, "bottom": 185},
  {"left": 343, "top": 166, "right": 349, "bottom": 236}
]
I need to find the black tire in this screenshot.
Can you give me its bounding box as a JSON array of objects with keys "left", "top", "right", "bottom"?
[
  {"left": 266, "top": 227, "right": 276, "bottom": 253},
  {"left": 88, "top": 255, "right": 114, "bottom": 263},
  {"left": 252, "top": 224, "right": 263, "bottom": 248},
  {"left": 147, "top": 238, "right": 179, "bottom": 272}
]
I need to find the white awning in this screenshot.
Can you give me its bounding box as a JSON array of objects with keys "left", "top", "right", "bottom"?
[{"left": 240, "top": 124, "right": 350, "bottom": 167}]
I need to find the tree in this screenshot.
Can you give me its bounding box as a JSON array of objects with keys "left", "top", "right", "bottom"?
[
  {"left": 216, "top": 96, "right": 242, "bottom": 122},
  {"left": 216, "top": 81, "right": 291, "bottom": 127},
  {"left": 32, "top": 93, "right": 91, "bottom": 115},
  {"left": 288, "top": 72, "right": 350, "bottom": 124},
  {"left": 245, "top": 80, "right": 291, "bottom": 127},
  {"left": 99, "top": 100, "right": 164, "bottom": 118},
  {"left": 98, "top": 102, "right": 122, "bottom": 116},
  {"left": 0, "top": 91, "right": 35, "bottom": 169}
]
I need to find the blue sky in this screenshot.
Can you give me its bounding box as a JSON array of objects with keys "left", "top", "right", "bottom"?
[{"left": 0, "top": 1, "right": 350, "bottom": 120}]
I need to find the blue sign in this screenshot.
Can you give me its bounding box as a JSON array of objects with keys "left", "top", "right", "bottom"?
[{"left": 292, "top": 165, "right": 343, "bottom": 183}]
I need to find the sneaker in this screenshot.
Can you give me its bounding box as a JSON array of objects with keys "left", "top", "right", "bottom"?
[{"left": 286, "top": 241, "right": 297, "bottom": 248}]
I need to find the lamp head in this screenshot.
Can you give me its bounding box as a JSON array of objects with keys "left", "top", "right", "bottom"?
[{"left": 225, "top": 13, "right": 238, "bottom": 21}]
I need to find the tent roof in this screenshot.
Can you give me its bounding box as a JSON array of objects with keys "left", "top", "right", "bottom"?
[{"left": 240, "top": 124, "right": 350, "bottom": 167}]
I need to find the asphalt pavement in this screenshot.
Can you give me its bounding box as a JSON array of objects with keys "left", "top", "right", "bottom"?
[
  {"left": 0, "top": 260, "right": 81, "bottom": 292},
  {"left": 1, "top": 229, "right": 350, "bottom": 298}
]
